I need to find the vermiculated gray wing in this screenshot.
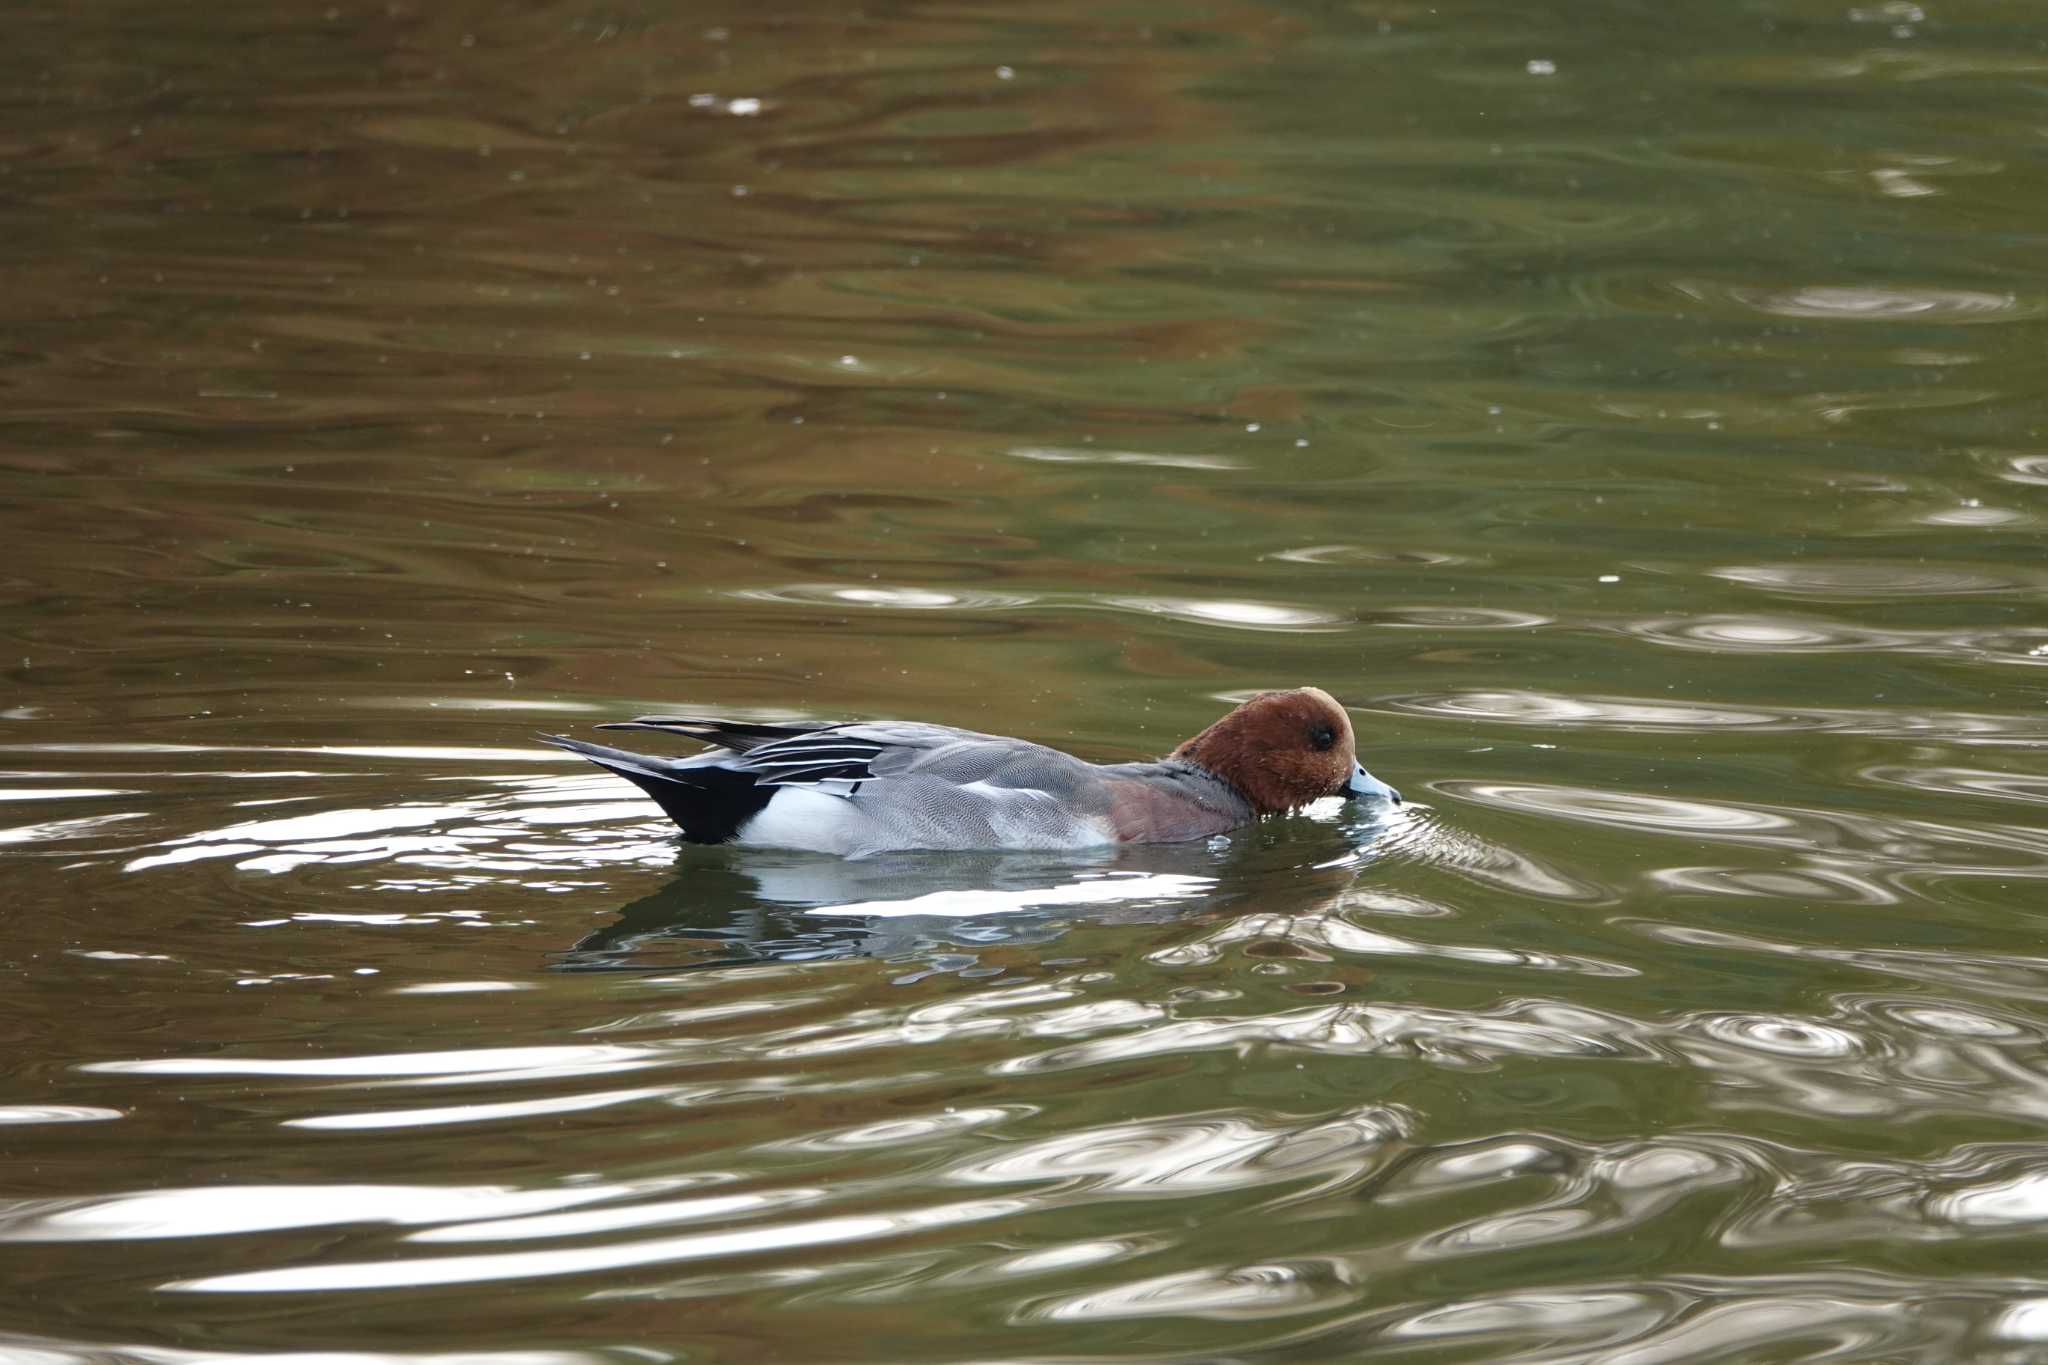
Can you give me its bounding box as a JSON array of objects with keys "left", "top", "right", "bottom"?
[
  {"left": 826, "top": 723, "right": 1104, "bottom": 793},
  {"left": 794, "top": 723, "right": 1115, "bottom": 848},
  {"left": 562, "top": 716, "right": 1135, "bottom": 851},
  {"left": 597, "top": 719, "right": 1116, "bottom": 845},
  {"left": 733, "top": 721, "right": 1093, "bottom": 789}
]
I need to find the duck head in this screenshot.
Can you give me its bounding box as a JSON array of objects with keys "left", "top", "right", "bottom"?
[{"left": 1172, "top": 686, "right": 1401, "bottom": 816}]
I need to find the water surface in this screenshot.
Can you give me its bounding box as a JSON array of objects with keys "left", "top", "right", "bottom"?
[{"left": 5, "top": 0, "right": 2048, "bottom": 1359}]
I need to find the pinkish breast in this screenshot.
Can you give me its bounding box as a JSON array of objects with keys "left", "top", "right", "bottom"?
[{"left": 1103, "top": 778, "right": 1250, "bottom": 844}]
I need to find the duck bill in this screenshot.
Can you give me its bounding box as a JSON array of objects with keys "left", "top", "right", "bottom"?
[{"left": 1342, "top": 761, "right": 1401, "bottom": 806}]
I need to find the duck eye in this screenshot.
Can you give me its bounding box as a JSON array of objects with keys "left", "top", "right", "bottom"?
[{"left": 1310, "top": 724, "right": 1335, "bottom": 751}]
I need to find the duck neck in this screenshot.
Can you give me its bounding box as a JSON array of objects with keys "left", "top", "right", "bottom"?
[
  {"left": 1155, "top": 756, "right": 1261, "bottom": 819},
  {"left": 1170, "top": 730, "right": 1293, "bottom": 816}
]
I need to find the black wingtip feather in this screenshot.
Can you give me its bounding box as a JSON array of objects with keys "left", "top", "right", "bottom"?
[{"left": 593, "top": 717, "right": 832, "bottom": 754}]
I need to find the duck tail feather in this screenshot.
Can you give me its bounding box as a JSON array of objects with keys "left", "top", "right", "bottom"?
[{"left": 538, "top": 733, "right": 772, "bottom": 843}]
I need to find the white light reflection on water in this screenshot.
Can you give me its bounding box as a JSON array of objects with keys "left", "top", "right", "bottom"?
[
  {"left": 1006, "top": 445, "right": 1244, "bottom": 470},
  {"left": 48, "top": 943, "right": 2048, "bottom": 1326},
  {"left": 1387, "top": 689, "right": 1793, "bottom": 731},
  {"left": 1264, "top": 544, "right": 1482, "bottom": 567},
  {"left": 802, "top": 870, "right": 1214, "bottom": 920},
  {"left": 2000, "top": 1300, "right": 2048, "bottom": 1342},
  {"left": 1372, "top": 606, "right": 1553, "bottom": 630},
  {"left": 1443, "top": 780, "right": 2048, "bottom": 897},
  {"left": 723, "top": 585, "right": 1350, "bottom": 631},
  {"left": 7, "top": 714, "right": 2045, "bottom": 1349},
  {"left": 1447, "top": 782, "right": 1794, "bottom": 835},
  {"left": 946, "top": 1106, "right": 1412, "bottom": 1196},
  {"left": 393, "top": 980, "right": 537, "bottom": 995},
  {"left": 167, "top": 1198, "right": 1031, "bottom": 1293},
  {"left": 83, "top": 1044, "right": 663, "bottom": 1080},
  {"left": 992, "top": 1000, "right": 1653, "bottom": 1076},
  {"left": 1145, "top": 906, "right": 1635, "bottom": 977},
  {"left": 101, "top": 771, "right": 666, "bottom": 880},
  {"left": 1617, "top": 614, "right": 2048, "bottom": 671},
  {"left": 1708, "top": 561, "right": 2029, "bottom": 598},
  {"left": 729, "top": 584, "right": 1036, "bottom": 611},
  {"left": 1677, "top": 279, "right": 2029, "bottom": 322},
  {"left": 1862, "top": 764, "right": 2048, "bottom": 806},
  {"left": 1383, "top": 1280, "right": 1951, "bottom": 1360},
  {"left": 0, "top": 1105, "right": 124, "bottom": 1125},
  {"left": 1386, "top": 687, "right": 2048, "bottom": 740},
  {"left": 1100, "top": 597, "right": 1348, "bottom": 630},
  {"left": 406, "top": 1188, "right": 824, "bottom": 1244},
  {"left": 0, "top": 811, "right": 147, "bottom": 846},
  {"left": 0, "top": 787, "right": 135, "bottom": 800},
  {"left": 1382, "top": 1287, "right": 1669, "bottom": 1350},
  {"left": 285, "top": 1086, "right": 675, "bottom": 1131},
  {"left": 0, "top": 1183, "right": 641, "bottom": 1242},
  {"left": 1639, "top": 921, "right": 2048, "bottom": 1007},
  {"left": 1625, "top": 613, "right": 1918, "bottom": 652},
  {"left": 0, "top": 1337, "right": 606, "bottom": 1365},
  {"left": 1027, "top": 1259, "right": 1355, "bottom": 1322},
  {"left": 0, "top": 744, "right": 575, "bottom": 762}
]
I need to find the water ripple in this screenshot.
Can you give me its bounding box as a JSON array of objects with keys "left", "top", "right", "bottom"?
[
  {"left": 1389, "top": 689, "right": 2048, "bottom": 741},
  {"left": 947, "top": 1107, "right": 1412, "bottom": 1195},
  {"left": 727, "top": 585, "right": 1347, "bottom": 631},
  {"left": 14, "top": 0, "right": 2048, "bottom": 1351},
  {"left": 1371, "top": 606, "right": 1553, "bottom": 630},
  {"left": 1697, "top": 1014, "right": 1863, "bottom": 1059},
  {"left": 1444, "top": 782, "right": 1793, "bottom": 835},
  {"left": 1624, "top": 613, "right": 1920, "bottom": 653},
  {"left": 729, "top": 584, "right": 1037, "bottom": 611},
  {"left": 1102, "top": 596, "right": 1348, "bottom": 631},
  {"left": 1025, "top": 1258, "right": 1355, "bottom": 1322},
  {"left": 1862, "top": 764, "right": 2048, "bottom": 806},
  {"left": 0, "top": 1105, "right": 123, "bottom": 1126},
  {"left": 168, "top": 1197, "right": 1032, "bottom": 1293},
  {"left": 1673, "top": 279, "right": 2033, "bottom": 322},
  {"left": 1149, "top": 906, "right": 1636, "bottom": 978},
  {"left": 1981, "top": 451, "right": 2048, "bottom": 486},
  {"left": 84, "top": 1043, "right": 667, "bottom": 1082},
  {"left": 1617, "top": 614, "right": 2048, "bottom": 672},
  {"left": 997, "top": 1001, "right": 1652, "bottom": 1075},
  {"left": 0, "top": 1182, "right": 635, "bottom": 1242},
  {"left": 1005, "top": 445, "right": 1243, "bottom": 471},
  {"left": 1708, "top": 561, "right": 2029, "bottom": 599},
  {"left": 1390, "top": 1277, "right": 1956, "bottom": 1359},
  {"left": 1265, "top": 544, "right": 1483, "bottom": 568},
  {"left": 1388, "top": 689, "right": 1796, "bottom": 731}
]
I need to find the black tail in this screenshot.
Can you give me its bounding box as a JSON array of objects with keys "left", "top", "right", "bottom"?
[{"left": 539, "top": 734, "right": 772, "bottom": 844}]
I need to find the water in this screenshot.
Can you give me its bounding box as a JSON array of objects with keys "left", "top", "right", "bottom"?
[{"left": 5, "top": 0, "right": 2048, "bottom": 1359}]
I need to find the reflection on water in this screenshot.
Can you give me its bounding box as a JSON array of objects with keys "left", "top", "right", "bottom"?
[
  {"left": 17, "top": 743, "right": 1414, "bottom": 975},
  {"left": 13, "top": 684, "right": 2048, "bottom": 1354},
  {"left": 9, "top": 0, "right": 2048, "bottom": 1356},
  {"left": 563, "top": 850, "right": 1227, "bottom": 973},
  {"left": 1707, "top": 561, "right": 2032, "bottom": 598},
  {"left": 1676, "top": 280, "right": 2030, "bottom": 323}
]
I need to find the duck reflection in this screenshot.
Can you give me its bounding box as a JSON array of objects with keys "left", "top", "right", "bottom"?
[{"left": 556, "top": 807, "right": 1401, "bottom": 973}]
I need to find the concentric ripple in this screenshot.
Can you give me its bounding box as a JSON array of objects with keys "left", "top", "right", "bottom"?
[
  {"left": 1671, "top": 279, "right": 2033, "bottom": 322},
  {"left": 1708, "top": 562, "right": 2026, "bottom": 599}
]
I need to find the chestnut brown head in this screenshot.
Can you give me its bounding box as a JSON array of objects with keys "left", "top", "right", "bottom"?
[{"left": 1172, "top": 686, "right": 1399, "bottom": 816}]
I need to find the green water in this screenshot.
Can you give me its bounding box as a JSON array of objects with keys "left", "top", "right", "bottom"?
[{"left": 5, "top": 0, "right": 2048, "bottom": 1359}]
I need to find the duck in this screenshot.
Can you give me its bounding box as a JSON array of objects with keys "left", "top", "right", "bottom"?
[{"left": 542, "top": 686, "right": 1400, "bottom": 858}]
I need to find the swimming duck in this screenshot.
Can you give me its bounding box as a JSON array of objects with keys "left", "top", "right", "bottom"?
[{"left": 543, "top": 686, "right": 1399, "bottom": 857}]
